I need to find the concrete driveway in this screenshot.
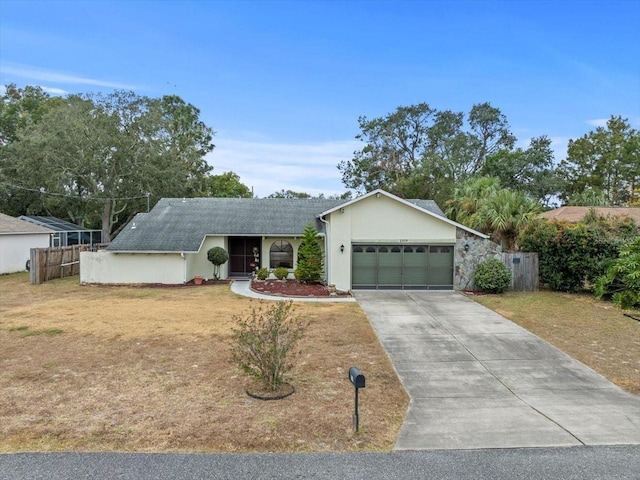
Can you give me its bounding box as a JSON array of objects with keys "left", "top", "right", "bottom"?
[{"left": 355, "top": 291, "right": 640, "bottom": 450}]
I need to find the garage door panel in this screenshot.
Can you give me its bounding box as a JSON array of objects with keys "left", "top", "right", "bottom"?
[
  {"left": 403, "top": 267, "right": 429, "bottom": 285},
  {"left": 352, "top": 246, "right": 377, "bottom": 286},
  {"left": 428, "top": 246, "right": 454, "bottom": 286},
  {"left": 378, "top": 267, "right": 402, "bottom": 285}
]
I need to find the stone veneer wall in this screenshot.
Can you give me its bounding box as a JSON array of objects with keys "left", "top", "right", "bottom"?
[{"left": 454, "top": 228, "right": 502, "bottom": 291}]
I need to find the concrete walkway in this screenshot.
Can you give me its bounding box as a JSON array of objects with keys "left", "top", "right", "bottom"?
[
  {"left": 354, "top": 290, "right": 640, "bottom": 451},
  {"left": 230, "top": 279, "right": 356, "bottom": 303}
]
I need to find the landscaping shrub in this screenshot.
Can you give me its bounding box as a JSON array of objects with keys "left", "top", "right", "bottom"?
[
  {"left": 595, "top": 237, "right": 640, "bottom": 310},
  {"left": 273, "top": 267, "right": 289, "bottom": 280},
  {"left": 207, "top": 246, "right": 229, "bottom": 280},
  {"left": 474, "top": 258, "right": 511, "bottom": 293},
  {"left": 230, "top": 301, "right": 307, "bottom": 391},
  {"left": 518, "top": 217, "right": 637, "bottom": 292},
  {"left": 255, "top": 267, "right": 269, "bottom": 281},
  {"left": 294, "top": 223, "right": 323, "bottom": 283}
]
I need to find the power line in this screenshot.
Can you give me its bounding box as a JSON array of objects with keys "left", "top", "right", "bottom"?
[{"left": 0, "top": 181, "right": 150, "bottom": 201}]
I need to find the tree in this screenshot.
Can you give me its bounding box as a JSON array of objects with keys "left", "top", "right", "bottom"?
[
  {"left": 338, "top": 102, "right": 517, "bottom": 205},
  {"left": 445, "top": 176, "right": 501, "bottom": 227},
  {"left": 294, "top": 223, "right": 323, "bottom": 283},
  {"left": 0, "top": 84, "right": 61, "bottom": 146},
  {"left": 0, "top": 89, "right": 215, "bottom": 241},
  {"left": 203, "top": 172, "right": 252, "bottom": 198},
  {"left": 339, "top": 103, "right": 435, "bottom": 195},
  {"left": 267, "top": 190, "right": 352, "bottom": 200},
  {"left": 445, "top": 177, "right": 540, "bottom": 250},
  {"left": 595, "top": 237, "right": 640, "bottom": 309},
  {"left": 207, "top": 246, "right": 229, "bottom": 280},
  {"left": 476, "top": 189, "right": 541, "bottom": 250},
  {"left": 558, "top": 116, "right": 640, "bottom": 206},
  {"left": 482, "top": 136, "right": 561, "bottom": 205},
  {"left": 268, "top": 189, "right": 312, "bottom": 199},
  {"left": 0, "top": 84, "right": 63, "bottom": 216},
  {"left": 566, "top": 188, "right": 611, "bottom": 206}
]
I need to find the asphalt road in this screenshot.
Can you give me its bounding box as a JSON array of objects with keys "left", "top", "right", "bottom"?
[{"left": 1, "top": 446, "right": 639, "bottom": 480}]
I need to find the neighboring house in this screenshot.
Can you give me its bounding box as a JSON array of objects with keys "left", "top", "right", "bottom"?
[
  {"left": 19, "top": 216, "right": 102, "bottom": 247},
  {"left": 0, "top": 213, "right": 53, "bottom": 274},
  {"left": 80, "top": 189, "right": 500, "bottom": 291},
  {"left": 540, "top": 206, "right": 640, "bottom": 224}
]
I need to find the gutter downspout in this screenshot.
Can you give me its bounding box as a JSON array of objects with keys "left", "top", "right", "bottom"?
[
  {"left": 181, "top": 252, "right": 186, "bottom": 284},
  {"left": 319, "top": 215, "right": 330, "bottom": 285}
]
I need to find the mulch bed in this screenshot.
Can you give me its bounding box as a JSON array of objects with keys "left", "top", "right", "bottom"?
[
  {"left": 251, "top": 279, "right": 351, "bottom": 297},
  {"left": 187, "top": 279, "right": 233, "bottom": 286}
]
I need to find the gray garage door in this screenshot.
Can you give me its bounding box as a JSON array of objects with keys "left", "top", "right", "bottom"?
[{"left": 352, "top": 244, "right": 454, "bottom": 290}]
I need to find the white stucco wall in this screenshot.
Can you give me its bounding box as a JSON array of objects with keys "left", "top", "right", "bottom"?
[
  {"left": 80, "top": 250, "right": 185, "bottom": 284},
  {"left": 0, "top": 233, "right": 51, "bottom": 274},
  {"left": 326, "top": 194, "right": 457, "bottom": 292},
  {"left": 187, "top": 236, "right": 227, "bottom": 280},
  {"left": 260, "top": 237, "right": 302, "bottom": 278}
]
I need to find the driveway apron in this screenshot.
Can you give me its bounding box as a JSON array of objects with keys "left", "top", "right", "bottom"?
[{"left": 355, "top": 291, "right": 640, "bottom": 450}]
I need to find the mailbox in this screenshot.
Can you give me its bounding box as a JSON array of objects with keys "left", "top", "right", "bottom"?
[
  {"left": 349, "top": 367, "right": 365, "bottom": 389},
  {"left": 348, "top": 366, "right": 365, "bottom": 432}
]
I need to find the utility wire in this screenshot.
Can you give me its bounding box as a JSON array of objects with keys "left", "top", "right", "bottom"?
[{"left": 0, "top": 181, "right": 150, "bottom": 201}]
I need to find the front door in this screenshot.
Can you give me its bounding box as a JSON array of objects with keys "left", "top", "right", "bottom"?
[{"left": 229, "top": 237, "right": 261, "bottom": 276}]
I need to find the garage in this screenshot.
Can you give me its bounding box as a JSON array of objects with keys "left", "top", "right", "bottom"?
[{"left": 351, "top": 244, "right": 454, "bottom": 290}]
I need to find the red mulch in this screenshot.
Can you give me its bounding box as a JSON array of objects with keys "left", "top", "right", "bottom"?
[{"left": 250, "top": 279, "right": 350, "bottom": 297}]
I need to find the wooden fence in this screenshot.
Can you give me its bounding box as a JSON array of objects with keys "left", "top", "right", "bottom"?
[
  {"left": 29, "top": 244, "right": 108, "bottom": 285},
  {"left": 501, "top": 252, "right": 539, "bottom": 291}
]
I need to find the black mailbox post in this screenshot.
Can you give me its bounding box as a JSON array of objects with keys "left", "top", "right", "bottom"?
[{"left": 348, "top": 367, "right": 365, "bottom": 432}]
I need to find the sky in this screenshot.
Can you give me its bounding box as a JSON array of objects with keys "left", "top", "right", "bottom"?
[{"left": 1, "top": 0, "right": 639, "bottom": 198}]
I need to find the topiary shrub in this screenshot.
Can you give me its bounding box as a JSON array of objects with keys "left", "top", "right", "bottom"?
[
  {"left": 255, "top": 267, "right": 269, "bottom": 281},
  {"left": 474, "top": 258, "right": 512, "bottom": 293},
  {"left": 273, "top": 267, "right": 289, "bottom": 280},
  {"left": 207, "top": 246, "right": 229, "bottom": 280}
]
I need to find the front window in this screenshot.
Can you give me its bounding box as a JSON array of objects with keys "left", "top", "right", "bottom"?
[{"left": 270, "top": 240, "right": 293, "bottom": 268}]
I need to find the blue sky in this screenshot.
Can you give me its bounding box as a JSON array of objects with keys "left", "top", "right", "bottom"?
[{"left": 1, "top": 0, "right": 639, "bottom": 198}]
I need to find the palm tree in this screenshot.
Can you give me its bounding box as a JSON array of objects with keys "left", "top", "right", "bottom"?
[
  {"left": 476, "top": 189, "right": 541, "bottom": 250},
  {"left": 445, "top": 176, "right": 501, "bottom": 227},
  {"left": 445, "top": 176, "right": 540, "bottom": 250}
]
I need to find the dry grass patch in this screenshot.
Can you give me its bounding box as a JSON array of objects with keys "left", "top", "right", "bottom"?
[
  {"left": 0, "top": 273, "right": 408, "bottom": 453},
  {"left": 471, "top": 291, "right": 640, "bottom": 396}
]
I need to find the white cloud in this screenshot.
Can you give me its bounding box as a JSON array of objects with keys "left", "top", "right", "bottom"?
[
  {"left": 1, "top": 63, "right": 138, "bottom": 90},
  {"left": 587, "top": 118, "right": 609, "bottom": 128},
  {"left": 41, "top": 86, "right": 69, "bottom": 95},
  {"left": 207, "top": 138, "right": 360, "bottom": 198}
]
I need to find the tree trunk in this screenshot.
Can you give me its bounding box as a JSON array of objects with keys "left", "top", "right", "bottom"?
[{"left": 101, "top": 200, "right": 112, "bottom": 244}]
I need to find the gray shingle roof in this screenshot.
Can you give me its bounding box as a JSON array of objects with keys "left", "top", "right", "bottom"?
[
  {"left": 108, "top": 198, "right": 344, "bottom": 252},
  {"left": 0, "top": 213, "right": 54, "bottom": 235},
  {"left": 107, "top": 196, "right": 447, "bottom": 252},
  {"left": 406, "top": 199, "right": 444, "bottom": 217}
]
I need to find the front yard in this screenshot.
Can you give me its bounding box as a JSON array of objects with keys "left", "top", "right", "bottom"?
[
  {"left": 0, "top": 274, "right": 408, "bottom": 453},
  {"left": 2, "top": 273, "right": 638, "bottom": 454}
]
